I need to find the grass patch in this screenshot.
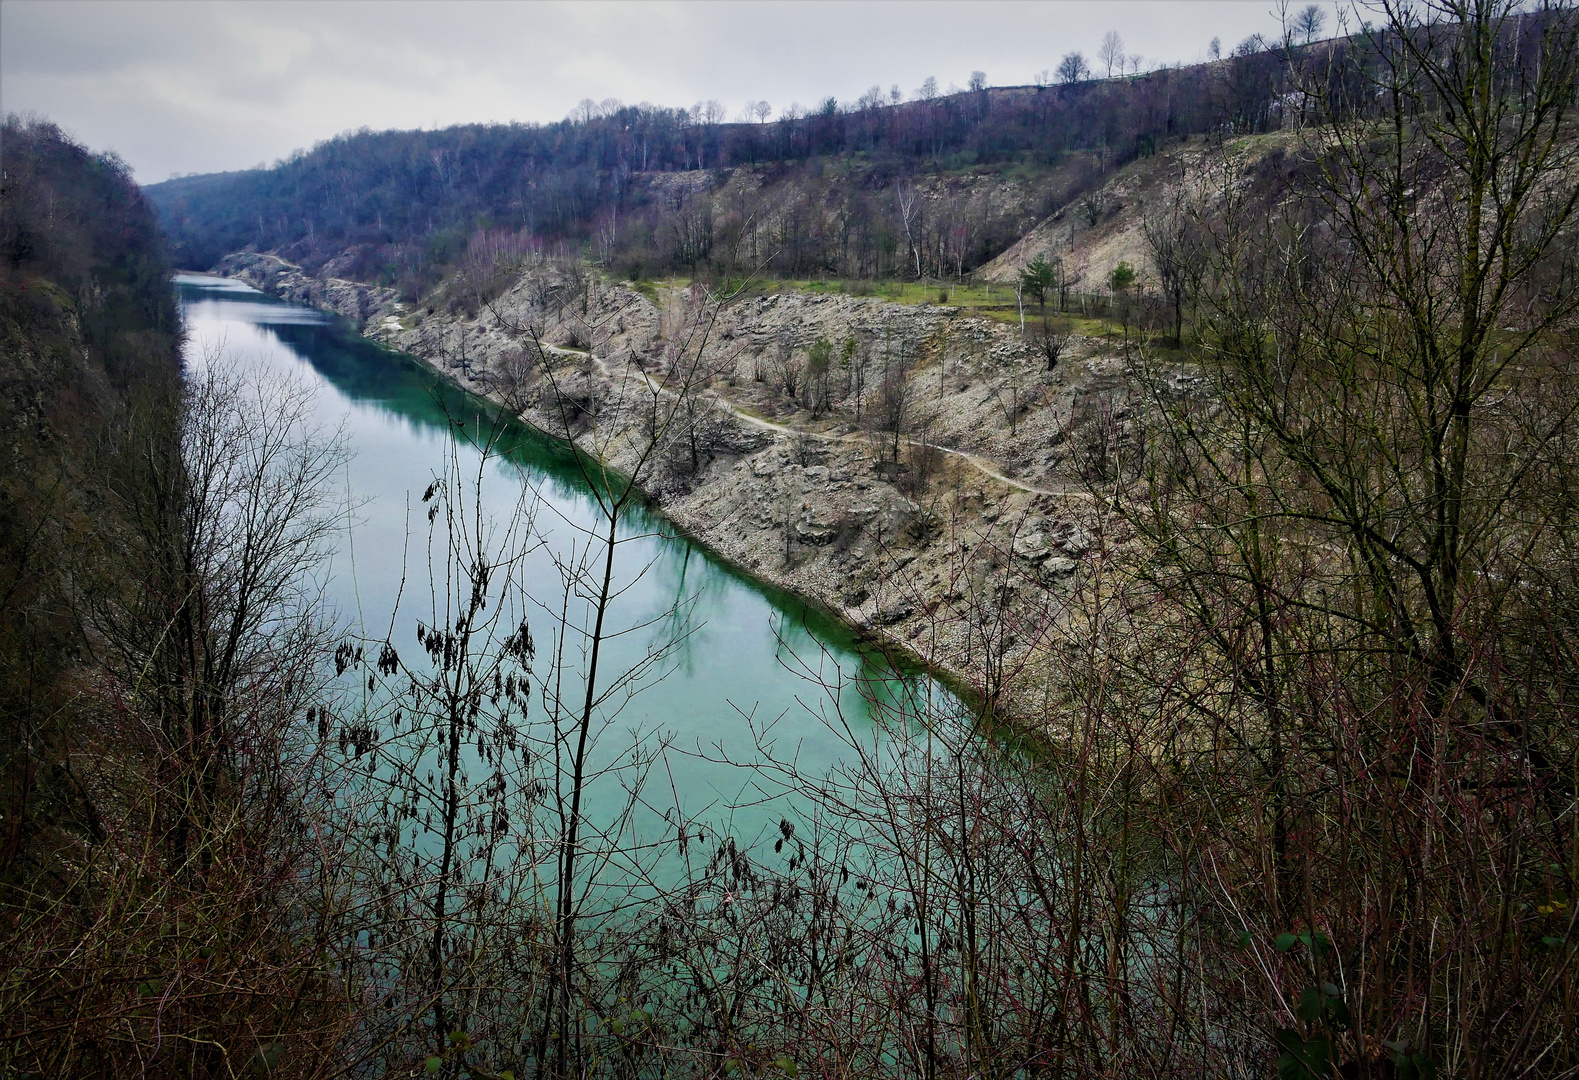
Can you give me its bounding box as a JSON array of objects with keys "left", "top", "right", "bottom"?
[
  {"left": 773, "top": 278, "right": 1020, "bottom": 310},
  {"left": 615, "top": 273, "right": 1198, "bottom": 348},
  {"left": 767, "top": 279, "right": 1090, "bottom": 327}
]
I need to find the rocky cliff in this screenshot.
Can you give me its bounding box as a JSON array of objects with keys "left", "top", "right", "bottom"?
[
  {"left": 214, "top": 250, "right": 406, "bottom": 325},
  {"left": 215, "top": 253, "right": 1133, "bottom": 722}
]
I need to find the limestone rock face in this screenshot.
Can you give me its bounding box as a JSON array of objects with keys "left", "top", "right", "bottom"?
[
  {"left": 875, "top": 602, "right": 914, "bottom": 626},
  {"left": 794, "top": 513, "right": 840, "bottom": 545},
  {"left": 213, "top": 252, "right": 404, "bottom": 327},
  {"left": 1060, "top": 526, "right": 1093, "bottom": 557},
  {"left": 1012, "top": 532, "right": 1051, "bottom": 562},
  {"left": 212, "top": 251, "right": 1135, "bottom": 727}
]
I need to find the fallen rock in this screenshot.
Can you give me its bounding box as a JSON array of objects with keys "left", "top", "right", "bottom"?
[
  {"left": 1012, "top": 532, "right": 1051, "bottom": 561},
  {"left": 795, "top": 513, "right": 841, "bottom": 545},
  {"left": 875, "top": 602, "right": 914, "bottom": 626}
]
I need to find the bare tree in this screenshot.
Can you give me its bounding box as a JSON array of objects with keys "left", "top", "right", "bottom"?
[
  {"left": 339, "top": 418, "right": 545, "bottom": 1075},
  {"left": 770, "top": 330, "right": 804, "bottom": 403},
  {"left": 844, "top": 333, "right": 870, "bottom": 421},
  {"left": 1098, "top": 31, "right": 1125, "bottom": 78},
  {"left": 1037, "top": 311, "right": 1073, "bottom": 373},
  {"left": 476, "top": 266, "right": 755, "bottom": 1076},
  {"left": 1057, "top": 50, "right": 1089, "bottom": 84},
  {"left": 1142, "top": 194, "right": 1203, "bottom": 345},
  {"left": 1077, "top": 3, "right": 1579, "bottom": 1074},
  {"left": 27, "top": 351, "right": 359, "bottom": 1076},
  {"left": 872, "top": 351, "right": 912, "bottom": 465},
  {"left": 1293, "top": 2, "right": 1325, "bottom": 44},
  {"left": 894, "top": 179, "right": 923, "bottom": 279},
  {"left": 1079, "top": 187, "right": 1111, "bottom": 226},
  {"left": 90, "top": 352, "right": 348, "bottom": 873},
  {"left": 994, "top": 364, "right": 1026, "bottom": 436}
]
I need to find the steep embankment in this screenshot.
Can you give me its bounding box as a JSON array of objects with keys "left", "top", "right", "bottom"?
[
  {"left": 206, "top": 249, "right": 406, "bottom": 324},
  {"left": 215, "top": 250, "right": 1135, "bottom": 717},
  {"left": 3, "top": 118, "right": 358, "bottom": 1076},
  {"left": 2, "top": 118, "right": 185, "bottom": 883},
  {"left": 977, "top": 130, "right": 1298, "bottom": 287}
]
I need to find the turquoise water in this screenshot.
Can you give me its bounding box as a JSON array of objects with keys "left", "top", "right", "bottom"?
[{"left": 176, "top": 274, "right": 957, "bottom": 851}]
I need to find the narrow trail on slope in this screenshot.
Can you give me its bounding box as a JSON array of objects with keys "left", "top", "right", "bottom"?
[{"left": 547, "top": 344, "right": 1093, "bottom": 502}]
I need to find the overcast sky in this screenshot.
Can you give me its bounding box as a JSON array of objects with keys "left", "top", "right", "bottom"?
[{"left": 2, "top": 0, "right": 1321, "bottom": 184}]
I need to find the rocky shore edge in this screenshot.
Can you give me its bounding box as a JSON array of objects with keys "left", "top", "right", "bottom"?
[{"left": 211, "top": 251, "right": 1099, "bottom": 724}]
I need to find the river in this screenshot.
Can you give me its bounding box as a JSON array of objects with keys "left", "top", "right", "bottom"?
[{"left": 175, "top": 273, "right": 960, "bottom": 851}]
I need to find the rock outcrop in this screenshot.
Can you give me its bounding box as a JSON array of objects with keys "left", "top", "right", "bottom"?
[
  {"left": 214, "top": 251, "right": 406, "bottom": 326},
  {"left": 215, "top": 254, "right": 1129, "bottom": 723}
]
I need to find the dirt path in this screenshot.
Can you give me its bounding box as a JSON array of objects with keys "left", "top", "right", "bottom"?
[{"left": 550, "top": 343, "right": 1090, "bottom": 502}]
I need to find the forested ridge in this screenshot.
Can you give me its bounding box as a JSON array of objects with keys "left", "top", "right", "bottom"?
[
  {"left": 145, "top": 35, "right": 1304, "bottom": 293},
  {"left": 2, "top": 118, "right": 354, "bottom": 1076},
  {"left": 1, "top": 116, "right": 183, "bottom": 873}
]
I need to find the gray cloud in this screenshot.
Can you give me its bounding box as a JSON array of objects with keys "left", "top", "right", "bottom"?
[{"left": 1, "top": 0, "right": 1312, "bottom": 182}]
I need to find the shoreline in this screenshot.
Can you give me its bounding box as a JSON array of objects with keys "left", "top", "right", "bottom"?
[{"left": 203, "top": 253, "right": 1087, "bottom": 731}]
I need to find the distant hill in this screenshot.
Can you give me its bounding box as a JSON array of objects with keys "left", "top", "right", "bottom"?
[{"left": 143, "top": 40, "right": 1298, "bottom": 296}]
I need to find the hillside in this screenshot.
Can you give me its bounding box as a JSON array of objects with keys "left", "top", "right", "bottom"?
[
  {"left": 1, "top": 118, "right": 183, "bottom": 847},
  {"left": 143, "top": 40, "right": 1302, "bottom": 294},
  {"left": 1, "top": 119, "right": 353, "bottom": 1076},
  {"left": 974, "top": 130, "right": 1297, "bottom": 283},
  {"left": 187, "top": 114, "right": 1326, "bottom": 721}
]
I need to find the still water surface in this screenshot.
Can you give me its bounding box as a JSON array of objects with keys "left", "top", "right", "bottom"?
[{"left": 176, "top": 273, "right": 956, "bottom": 847}]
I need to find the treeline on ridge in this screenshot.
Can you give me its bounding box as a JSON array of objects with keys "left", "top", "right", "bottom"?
[{"left": 145, "top": 34, "right": 1304, "bottom": 295}]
